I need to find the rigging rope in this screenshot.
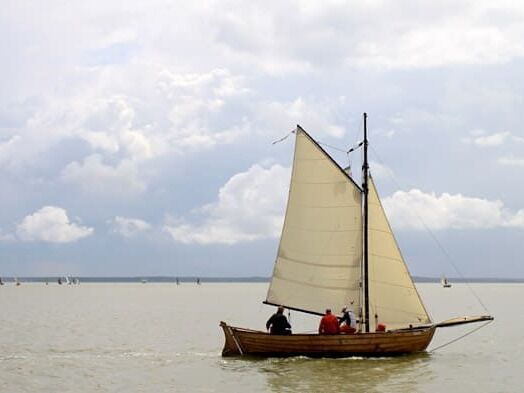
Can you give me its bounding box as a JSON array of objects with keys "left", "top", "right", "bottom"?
[
  {"left": 272, "top": 127, "right": 356, "bottom": 154},
  {"left": 430, "top": 319, "right": 494, "bottom": 352},
  {"left": 272, "top": 129, "right": 296, "bottom": 145},
  {"left": 317, "top": 141, "right": 347, "bottom": 153}
]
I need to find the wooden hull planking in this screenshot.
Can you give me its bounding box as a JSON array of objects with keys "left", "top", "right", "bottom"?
[{"left": 220, "top": 321, "right": 436, "bottom": 358}]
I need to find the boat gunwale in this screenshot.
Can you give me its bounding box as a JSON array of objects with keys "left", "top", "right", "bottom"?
[{"left": 221, "top": 321, "right": 435, "bottom": 337}]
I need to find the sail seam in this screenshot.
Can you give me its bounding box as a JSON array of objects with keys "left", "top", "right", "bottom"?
[
  {"left": 273, "top": 275, "right": 360, "bottom": 291},
  {"left": 371, "top": 304, "right": 431, "bottom": 317},
  {"left": 277, "top": 257, "right": 359, "bottom": 268},
  {"left": 285, "top": 227, "right": 361, "bottom": 233},
  {"left": 293, "top": 181, "right": 356, "bottom": 185},
  {"left": 368, "top": 228, "right": 394, "bottom": 234},
  {"left": 288, "top": 203, "right": 360, "bottom": 208},
  {"left": 368, "top": 253, "right": 404, "bottom": 262},
  {"left": 279, "top": 251, "right": 359, "bottom": 257},
  {"left": 370, "top": 279, "right": 419, "bottom": 289}
]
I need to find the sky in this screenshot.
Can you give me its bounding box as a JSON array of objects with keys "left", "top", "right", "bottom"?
[{"left": 1, "top": 0, "right": 524, "bottom": 278}]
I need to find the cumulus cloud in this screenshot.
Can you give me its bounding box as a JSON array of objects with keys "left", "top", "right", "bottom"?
[
  {"left": 80, "top": 96, "right": 154, "bottom": 161},
  {"left": 383, "top": 189, "right": 524, "bottom": 230},
  {"left": 16, "top": 206, "right": 93, "bottom": 243},
  {"left": 61, "top": 154, "right": 146, "bottom": 196},
  {"left": 164, "top": 164, "right": 290, "bottom": 244},
  {"left": 498, "top": 156, "right": 524, "bottom": 167},
  {"left": 473, "top": 131, "right": 510, "bottom": 146},
  {"left": 254, "top": 97, "right": 346, "bottom": 138},
  {"left": 462, "top": 130, "right": 511, "bottom": 146},
  {"left": 111, "top": 216, "right": 152, "bottom": 237},
  {"left": 212, "top": 1, "right": 524, "bottom": 71},
  {"left": 75, "top": 69, "right": 250, "bottom": 158},
  {"left": 338, "top": 1, "right": 524, "bottom": 70},
  {"left": 349, "top": 23, "right": 524, "bottom": 70}
]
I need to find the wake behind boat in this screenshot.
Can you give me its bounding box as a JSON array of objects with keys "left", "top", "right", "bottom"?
[{"left": 220, "top": 114, "right": 493, "bottom": 357}]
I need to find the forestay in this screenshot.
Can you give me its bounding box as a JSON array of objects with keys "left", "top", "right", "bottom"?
[
  {"left": 367, "top": 176, "right": 431, "bottom": 330},
  {"left": 266, "top": 128, "right": 363, "bottom": 316}
]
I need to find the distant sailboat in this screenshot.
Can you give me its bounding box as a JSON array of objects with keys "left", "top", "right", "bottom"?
[
  {"left": 441, "top": 277, "right": 452, "bottom": 288},
  {"left": 220, "top": 115, "right": 493, "bottom": 357}
]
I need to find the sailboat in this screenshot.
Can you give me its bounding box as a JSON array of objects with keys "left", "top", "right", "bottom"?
[
  {"left": 441, "top": 277, "right": 452, "bottom": 288},
  {"left": 220, "top": 114, "right": 493, "bottom": 357}
]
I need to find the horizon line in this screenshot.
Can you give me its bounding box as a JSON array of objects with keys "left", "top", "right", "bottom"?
[{"left": 1, "top": 275, "right": 524, "bottom": 283}]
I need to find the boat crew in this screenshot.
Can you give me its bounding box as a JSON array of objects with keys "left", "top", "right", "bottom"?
[
  {"left": 266, "top": 306, "right": 292, "bottom": 335},
  {"left": 340, "top": 305, "right": 357, "bottom": 334},
  {"left": 319, "top": 309, "right": 340, "bottom": 334}
]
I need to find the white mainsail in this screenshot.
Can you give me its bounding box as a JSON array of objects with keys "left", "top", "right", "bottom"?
[
  {"left": 266, "top": 128, "right": 363, "bottom": 316},
  {"left": 367, "top": 176, "right": 431, "bottom": 330},
  {"left": 266, "top": 126, "right": 430, "bottom": 331}
]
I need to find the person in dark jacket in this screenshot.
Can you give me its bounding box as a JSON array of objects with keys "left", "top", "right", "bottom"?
[{"left": 266, "top": 306, "right": 292, "bottom": 335}]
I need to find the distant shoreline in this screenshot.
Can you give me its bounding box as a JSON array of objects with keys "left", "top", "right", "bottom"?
[{"left": 1, "top": 276, "right": 524, "bottom": 283}]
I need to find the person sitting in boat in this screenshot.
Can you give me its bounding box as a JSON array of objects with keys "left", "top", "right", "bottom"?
[
  {"left": 319, "top": 309, "right": 340, "bottom": 334},
  {"left": 339, "top": 305, "right": 357, "bottom": 334},
  {"left": 266, "top": 306, "right": 292, "bottom": 335}
]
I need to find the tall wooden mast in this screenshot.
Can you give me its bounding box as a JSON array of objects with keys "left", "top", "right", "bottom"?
[{"left": 362, "top": 112, "right": 370, "bottom": 333}]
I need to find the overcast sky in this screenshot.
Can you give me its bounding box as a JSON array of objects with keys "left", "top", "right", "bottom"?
[{"left": 1, "top": 0, "right": 523, "bottom": 278}]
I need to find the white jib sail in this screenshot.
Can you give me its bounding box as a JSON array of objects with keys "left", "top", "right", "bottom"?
[
  {"left": 368, "top": 176, "right": 431, "bottom": 330},
  {"left": 266, "top": 128, "right": 363, "bottom": 316}
]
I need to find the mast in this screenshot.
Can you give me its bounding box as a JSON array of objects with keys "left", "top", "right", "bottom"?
[{"left": 362, "top": 112, "right": 370, "bottom": 333}]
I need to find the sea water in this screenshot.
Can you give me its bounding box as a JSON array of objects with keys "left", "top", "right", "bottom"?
[{"left": 0, "top": 282, "right": 520, "bottom": 392}]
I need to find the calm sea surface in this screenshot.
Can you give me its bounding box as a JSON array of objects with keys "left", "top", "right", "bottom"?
[{"left": 0, "top": 282, "right": 520, "bottom": 392}]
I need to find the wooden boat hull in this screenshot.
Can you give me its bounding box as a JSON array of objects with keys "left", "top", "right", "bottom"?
[{"left": 220, "top": 322, "right": 436, "bottom": 358}]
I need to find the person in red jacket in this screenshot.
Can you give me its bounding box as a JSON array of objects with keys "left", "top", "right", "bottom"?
[{"left": 318, "top": 308, "right": 340, "bottom": 334}]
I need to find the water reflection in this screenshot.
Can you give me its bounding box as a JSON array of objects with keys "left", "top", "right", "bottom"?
[{"left": 221, "top": 353, "right": 434, "bottom": 393}]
